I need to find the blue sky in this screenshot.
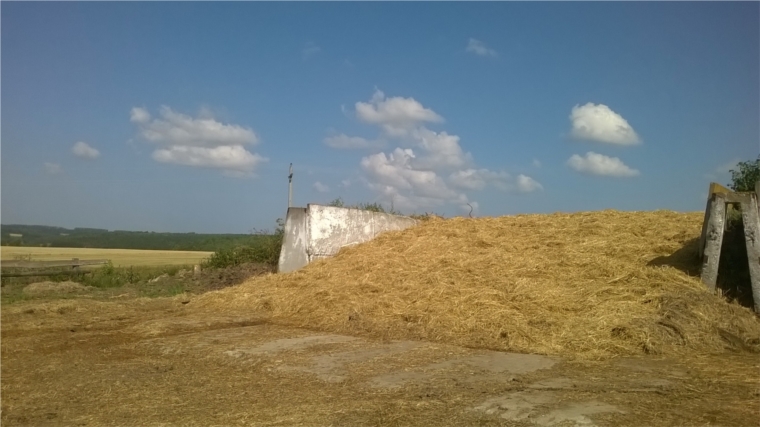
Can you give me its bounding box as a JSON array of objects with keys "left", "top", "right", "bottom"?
[{"left": 2, "top": 2, "right": 758, "bottom": 233}]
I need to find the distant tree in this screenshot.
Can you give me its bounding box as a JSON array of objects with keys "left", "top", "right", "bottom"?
[{"left": 728, "top": 155, "right": 760, "bottom": 192}]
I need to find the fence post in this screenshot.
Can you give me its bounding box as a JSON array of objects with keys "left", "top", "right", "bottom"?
[{"left": 72, "top": 257, "right": 80, "bottom": 272}]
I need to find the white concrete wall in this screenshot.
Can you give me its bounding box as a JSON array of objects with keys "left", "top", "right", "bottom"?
[{"left": 277, "top": 204, "right": 418, "bottom": 273}]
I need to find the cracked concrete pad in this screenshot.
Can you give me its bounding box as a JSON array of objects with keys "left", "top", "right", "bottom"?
[
  {"left": 224, "top": 334, "right": 358, "bottom": 358},
  {"left": 472, "top": 391, "right": 624, "bottom": 427},
  {"left": 369, "top": 351, "right": 557, "bottom": 388},
  {"left": 279, "top": 340, "right": 421, "bottom": 382},
  {"left": 534, "top": 401, "right": 625, "bottom": 427},
  {"left": 473, "top": 391, "right": 553, "bottom": 421}
]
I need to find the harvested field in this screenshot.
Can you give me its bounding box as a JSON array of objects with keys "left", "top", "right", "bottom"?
[
  {"left": 194, "top": 210, "right": 760, "bottom": 359},
  {"left": 1, "top": 247, "right": 213, "bottom": 267}
]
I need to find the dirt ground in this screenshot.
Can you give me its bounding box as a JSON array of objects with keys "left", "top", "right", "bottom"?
[{"left": 2, "top": 295, "right": 759, "bottom": 427}]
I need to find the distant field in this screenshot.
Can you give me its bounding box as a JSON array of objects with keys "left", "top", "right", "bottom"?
[{"left": 0, "top": 247, "right": 213, "bottom": 267}]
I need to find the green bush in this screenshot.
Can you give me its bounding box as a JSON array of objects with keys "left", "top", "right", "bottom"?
[
  {"left": 201, "top": 219, "right": 284, "bottom": 269},
  {"left": 716, "top": 156, "right": 758, "bottom": 307},
  {"left": 728, "top": 156, "right": 760, "bottom": 192}
]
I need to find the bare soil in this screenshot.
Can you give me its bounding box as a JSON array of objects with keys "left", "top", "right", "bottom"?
[{"left": 2, "top": 296, "right": 758, "bottom": 427}]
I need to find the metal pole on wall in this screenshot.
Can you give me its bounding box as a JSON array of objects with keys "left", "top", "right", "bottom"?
[{"left": 288, "top": 163, "right": 293, "bottom": 208}]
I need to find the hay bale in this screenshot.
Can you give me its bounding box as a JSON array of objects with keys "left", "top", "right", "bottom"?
[
  {"left": 23, "top": 281, "right": 93, "bottom": 296},
  {"left": 193, "top": 210, "right": 760, "bottom": 359}
]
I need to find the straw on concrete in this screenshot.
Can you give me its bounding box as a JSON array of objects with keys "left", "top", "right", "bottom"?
[{"left": 193, "top": 210, "right": 760, "bottom": 359}]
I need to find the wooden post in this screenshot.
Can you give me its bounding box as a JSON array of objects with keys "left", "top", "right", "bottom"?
[
  {"left": 700, "top": 194, "right": 726, "bottom": 292},
  {"left": 72, "top": 257, "right": 80, "bottom": 271},
  {"left": 741, "top": 192, "right": 760, "bottom": 314}
]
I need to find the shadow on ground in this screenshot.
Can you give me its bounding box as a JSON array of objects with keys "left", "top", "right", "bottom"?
[{"left": 647, "top": 233, "right": 754, "bottom": 310}]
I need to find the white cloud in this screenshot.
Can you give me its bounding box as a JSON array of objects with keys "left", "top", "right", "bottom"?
[
  {"left": 355, "top": 90, "right": 443, "bottom": 136},
  {"left": 466, "top": 38, "right": 498, "bottom": 57},
  {"left": 341, "top": 89, "right": 542, "bottom": 212},
  {"left": 71, "top": 141, "right": 100, "bottom": 159},
  {"left": 323, "top": 134, "right": 384, "bottom": 150},
  {"left": 532, "top": 159, "right": 542, "bottom": 168},
  {"left": 361, "top": 148, "right": 465, "bottom": 205},
  {"left": 313, "top": 181, "right": 330, "bottom": 193},
  {"left": 569, "top": 103, "right": 640, "bottom": 145},
  {"left": 410, "top": 128, "right": 473, "bottom": 171},
  {"left": 340, "top": 179, "right": 351, "bottom": 188},
  {"left": 449, "top": 169, "right": 510, "bottom": 191},
  {"left": 516, "top": 174, "right": 543, "bottom": 192},
  {"left": 130, "top": 107, "right": 150, "bottom": 124},
  {"left": 449, "top": 169, "right": 542, "bottom": 193},
  {"left": 133, "top": 106, "right": 257, "bottom": 147},
  {"left": 302, "top": 41, "right": 321, "bottom": 60},
  {"left": 43, "top": 162, "right": 62, "bottom": 175},
  {"left": 131, "top": 106, "right": 266, "bottom": 175},
  {"left": 567, "top": 152, "right": 640, "bottom": 177},
  {"left": 152, "top": 145, "right": 266, "bottom": 175}
]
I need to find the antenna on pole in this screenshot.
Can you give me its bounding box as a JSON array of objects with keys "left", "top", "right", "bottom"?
[{"left": 288, "top": 163, "right": 293, "bottom": 208}]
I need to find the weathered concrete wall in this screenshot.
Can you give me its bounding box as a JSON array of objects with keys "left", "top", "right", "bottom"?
[
  {"left": 277, "top": 204, "right": 418, "bottom": 273},
  {"left": 277, "top": 207, "right": 309, "bottom": 274}
]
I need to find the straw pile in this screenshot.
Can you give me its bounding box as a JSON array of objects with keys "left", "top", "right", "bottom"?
[
  {"left": 194, "top": 210, "right": 760, "bottom": 359},
  {"left": 22, "top": 281, "right": 93, "bottom": 296}
]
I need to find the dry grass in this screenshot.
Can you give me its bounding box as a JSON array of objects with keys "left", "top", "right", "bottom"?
[
  {"left": 193, "top": 210, "right": 760, "bottom": 359},
  {"left": 1, "top": 247, "right": 212, "bottom": 267},
  {"left": 22, "top": 281, "right": 93, "bottom": 296}
]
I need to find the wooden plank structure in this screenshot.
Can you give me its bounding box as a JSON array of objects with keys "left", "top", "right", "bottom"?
[
  {"left": 698, "top": 181, "right": 760, "bottom": 313},
  {"left": 0, "top": 258, "right": 109, "bottom": 277}
]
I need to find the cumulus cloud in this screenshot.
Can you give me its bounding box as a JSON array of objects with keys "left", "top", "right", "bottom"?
[
  {"left": 131, "top": 106, "right": 266, "bottom": 175},
  {"left": 449, "top": 169, "right": 510, "bottom": 191},
  {"left": 133, "top": 106, "right": 257, "bottom": 147},
  {"left": 567, "top": 152, "right": 640, "bottom": 177},
  {"left": 313, "top": 181, "right": 330, "bottom": 193},
  {"left": 334, "top": 89, "right": 544, "bottom": 212},
  {"left": 323, "top": 134, "right": 384, "bottom": 150},
  {"left": 569, "top": 103, "right": 640, "bottom": 145},
  {"left": 44, "top": 162, "right": 62, "bottom": 175},
  {"left": 466, "top": 38, "right": 498, "bottom": 57},
  {"left": 355, "top": 90, "right": 443, "bottom": 136},
  {"left": 516, "top": 174, "right": 543, "bottom": 192},
  {"left": 302, "top": 41, "right": 321, "bottom": 60},
  {"left": 152, "top": 145, "right": 266, "bottom": 174},
  {"left": 410, "top": 128, "right": 474, "bottom": 171},
  {"left": 130, "top": 107, "right": 150, "bottom": 124},
  {"left": 361, "top": 148, "right": 464, "bottom": 203},
  {"left": 71, "top": 141, "right": 100, "bottom": 159}
]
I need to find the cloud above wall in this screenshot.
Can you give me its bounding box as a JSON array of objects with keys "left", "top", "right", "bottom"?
[
  {"left": 466, "top": 38, "right": 498, "bottom": 57},
  {"left": 328, "top": 89, "right": 542, "bottom": 213},
  {"left": 323, "top": 133, "right": 384, "bottom": 150},
  {"left": 130, "top": 106, "right": 267, "bottom": 176},
  {"left": 44, "top": 162, "right": 63, "bottom": 175},
  {"left": 71, "top": 141, "right": 100, "bottom": 159},
  {"left": 313, "top": 181, "right": 330, "bottom": 193},
  {"left": 569, "top": 103, "right": 640, "bottom": 145},
  {"left": 567, "top": 152, "right": 640, "bottom": 177},
  {"left": 355, "top": 90, "right": 444, "bottom": 137}
]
